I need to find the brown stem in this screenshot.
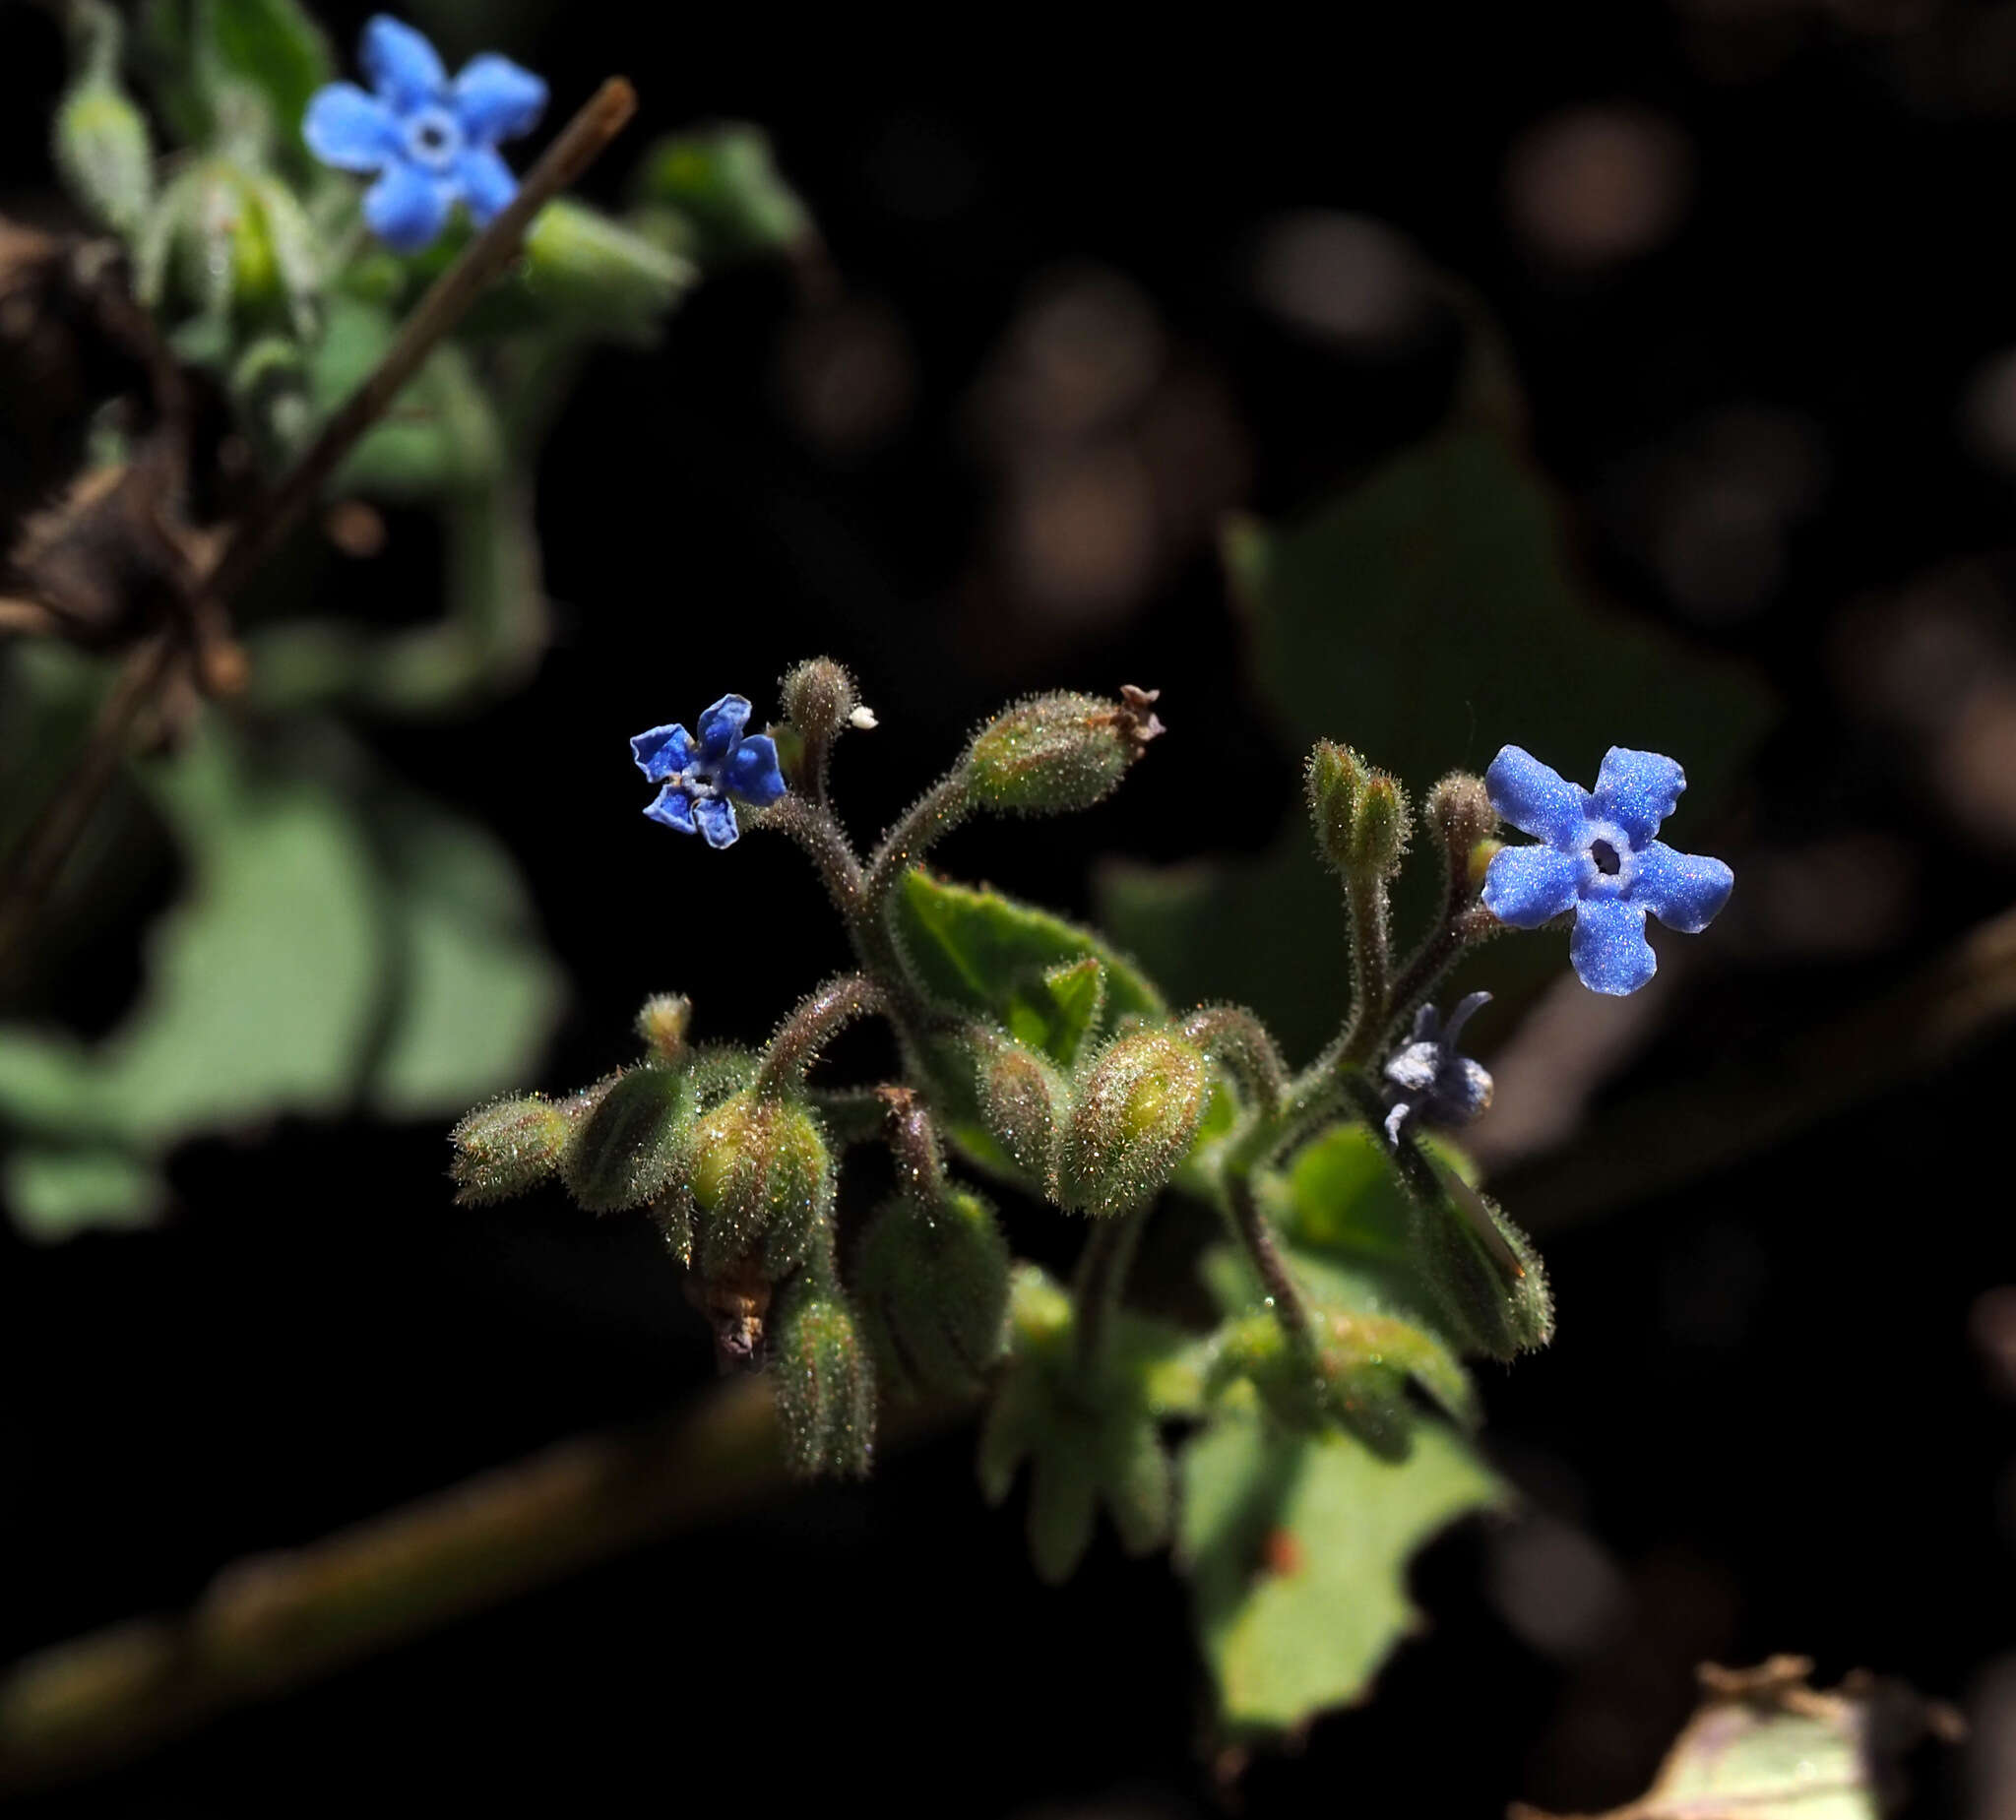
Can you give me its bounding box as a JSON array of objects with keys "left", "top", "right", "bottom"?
[
  {"left": 0, "top": 1379, "right": 970, "bottom": 1795},
  {"left": 1385, "top": 905, "right": 1500, "bottom": 1046},
  {"left": 751, "top": 795, "right": 864, "bottom": 918},
  {"left": 1226, "top": 1175, "right": 1317, "bottom": 1355}
]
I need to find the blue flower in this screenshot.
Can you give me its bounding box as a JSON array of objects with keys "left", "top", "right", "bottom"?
[
  {"left": 631, "top": 695, "right": 788, "bottom": 849},
  {"left": 1383, "top": 991, "right": 1494, "bottom": 1144},
  {"left": 303, "top": 16, "right": 547, "bottom": 253},
  {"left": 1481, "top": 745, "right": 1733, "bottom": 995}
]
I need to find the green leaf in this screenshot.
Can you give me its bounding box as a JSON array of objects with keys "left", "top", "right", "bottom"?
[
  {"left": 628, "top": 124, "right": 812, "bottom": 270},
  {"left": 1100, "top": 426, "right": 1773, "bottom": 1059},
  {"left": 1511, "top": 1659, "right": 1956, "bottom": 1820},
  {"left": 1178, "top": 1406, "right": 1503, "bottom": 1740},
  {"left": 3, "top": 1147, "right": 162, "bottom": 1244},
  {"left": 893, "top": 868, "right": 1165, "bottom": 1064},
  {"left": 194, "top": 0, "right": 334, "bottom": 171}
]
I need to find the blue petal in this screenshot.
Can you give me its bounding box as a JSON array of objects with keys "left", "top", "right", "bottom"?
[
  {"left": 1481, "top": 844, "right": 1580, "bottom": 928},
  {"left": 645, "top": 784, "right": 698, "bottom": 833},
  {"left": 1593, "top": 747, "right": 1685, "bottom": 847},
  {"left": 724, "top": 733, "right": 787, "bottom": 805},
  {"left": 362, "top": 161, "right": 450, "bottom": 252},
  {"left": 454, "top": 145, "right": 517, "bottom": 224},
  {"left": 1571, "top": 898, "right": 1657, "bottom": 995},
  {"left": 696, "top": 695, "right": 753, "bottom": 763},
  {"left": 361, "top": 15, "right": 447, "bottom": 108},
  {"left": 453, "top": 52, "right": 547, "bottom": 144},
  {"left": 1484, "top": 746, "right": 1589, "bottom": 848},
  {"left": 1631, "top": 841, "right": 1733, "bottom": 934},
  {"left": 631, "top": 722, "right": 695, "bottom": 782},
  {"left": 302, "top": 83, "right": 401, "bottom": 171},
  {"left": 694, "top": 795, "right": 740, "bottom": 849}
]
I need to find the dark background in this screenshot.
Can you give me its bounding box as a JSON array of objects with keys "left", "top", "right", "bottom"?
[{"left": 5, "top": 0, "right": 2016, "bottom": 1811}]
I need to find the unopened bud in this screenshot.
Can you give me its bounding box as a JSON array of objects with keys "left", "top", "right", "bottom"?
[
  {"left": 854, "top": 1188, "right": 1011, "bottom": 1398},
  {"left": 1054, "top": 1030, "right": 1210, "bottom": 1218},
  {"left": 449, "top": 1095, "right": 572, "bottom": 1206},
  {"left": 562, "top": 1066, "right": 693, "bottom": 1214},
  {"left": 634, "top": 993, "right": 692, "bottom": 1064},
  {"left": 779, "top": 657, "right": 859, "bottom": 743},
  {"left": 1425, "top": 772, "right": 1494, "bottom": 861},
  {"left": 974, "top": 1035, "right": 1070, "bottom": 1180},
  {"left": 55, "top": 82, "right": 151, "bottom": 236},
  {"left": 1350, "top": 774, "right": 1410, "bottom": 878},
  {"left": 770, "top": 1276, "right": 875, "bottom": 1478},
  {"left": 521, "top": 197, "right": 693, "bottom": 341},
  {"left": 965, "top": 688, "right": 1164, "bottom": 818},
  {"left": 1411, "top": 1170, "right": 1553, "bottom": 1362},
  {"left": 1305, "top": 740, "right": 1367, "bottom": 872},
  {"left": 686, "top": 1092, "right": 834, "bottom": 1279}
]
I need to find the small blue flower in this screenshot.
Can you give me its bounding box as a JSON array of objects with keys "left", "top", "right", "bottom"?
[
  {"left": 1383, "top": 991, "right": 1494, "bottom": 1144},
  {"left": 303, "top": 16, "right": 547, "bottom": 253},
  {"left": 631, "top": 695, "right": 788, "bottom": 850},
  {"left": 1481, "top": 745, "right": 1733, "bottom": 996}
]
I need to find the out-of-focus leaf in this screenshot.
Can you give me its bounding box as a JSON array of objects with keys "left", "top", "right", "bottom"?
[
  {"left": 1100, "top": 427, "right": 1773, "bottom": 1058},
  {"left": 363, "top": 792, "right": 565, "bottom": 1118},
  {"left": 55, "top": 0, "right": 154, "bottom": 238},
  {"left": 3, "top": 1148, "right": 161, "bottom": 1242},
  {"left": 629, "top": 123, "right": 812, "bottom": 269},
  {"left": 193, "top": 0, "right": 334, "bottom": 171},
  {"left": 894, "top": 868, "right": 1165, "bottom": 1062},
  {"left": 1178, "top": 1403, "right": 1503, "bottom": 1740},
  {"left": 515, "top": 199, "right": 695, "bottom": 343},
  {"left": 0, "top": 717, "right": 565, "bottom": 1237},
  {"left": 1511, "top": 1658, "right": 1960, "bottom": 1820}
]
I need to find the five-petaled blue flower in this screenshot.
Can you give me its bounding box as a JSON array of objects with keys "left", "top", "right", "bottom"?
[
  {"left": 1481, "top": 745, "right": 1733, "bottom": 996},
  {"left": 632, "top": 696, "right": 787, "bottom": 849},
  {"left": 303, "top": 16, "right": 546, "bottom": 253}
]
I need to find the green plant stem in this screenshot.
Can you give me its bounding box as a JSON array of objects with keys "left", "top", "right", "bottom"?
[
  {"left": 1385, "top": 907, "right": 1498, "bottom": 1047},
  {"left": 1180, "top": 1005, "right": 1287, "bottom": 1121},
  {"left": 1334, "top": 864, "right": 1396, "bottom": 1069},
  {"left": 1072, "top": 1206, "right": 1149, "bottom": 1376},
  {"left": 1225, "top": 1174, "right": 1318, "bottom": 1355},
  {"left": 860, "top": 775, "right": 971, "bottom": 915},
  {"left": 753, "top": 973, "right": 886, "bottom": 1096},
  {"left": 0, "top": 1379, "right": 970, "bottom": 1795}
]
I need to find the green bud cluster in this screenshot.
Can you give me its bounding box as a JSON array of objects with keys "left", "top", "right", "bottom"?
[
  {"left": 854, "top": 1186, "right": 1011, "bottom": 1399},
  {"left": 964, "top": 687, "right": 1164, "bottom": 818},
  {"left": 770, "top": 1272, "right": 875, "bottom": 1478},
  {"left": 1054, "top": 1029, "right": 1210, "bottom": 1218},
  {"left": 1306, "top": 739, "right": 1411, "bottom": 878}
]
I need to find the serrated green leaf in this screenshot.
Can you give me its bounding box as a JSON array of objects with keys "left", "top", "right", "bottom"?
[
  {"left": 1100, "top": 427, "right": 1773, "bottom": 1059},
  {"left": 893, "top": 868, "right": 1165, "bottom": 1063},
  {"left": 1178, "top": 1408, "right": 1503, "bottom": 1739}
]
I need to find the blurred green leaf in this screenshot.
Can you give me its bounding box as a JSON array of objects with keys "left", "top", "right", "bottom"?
[
  {"left": 3, "top": 1147, "right": 162, "bottom": 1242},
  {"left": 55, "top": 0, "right": 155, "bottom": 237},
  {"left": 193, "top": 0, "right": 333, "bottom": 171},
  {"left": 0, "top": 716, "right": 564, "bottom": 1238},
  {"left": 1100, "top": 427, "right": 1773, "bottom": 1058},
  {"left": 894, "top": 868, "right": 1165, "bottom": 1064},
  {"left": 1178, "top": 1404, "right": 1503, "bottom": 1740},
  {"left": 629, "top": 123, "right": 812, "bottom": 269}
]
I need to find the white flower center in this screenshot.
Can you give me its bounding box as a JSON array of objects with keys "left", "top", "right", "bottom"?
[
  {"left": 405, "top": 105, "right": 463, "bottom": 171},
  {"left": 1578, "top": 817, "right": 1638, "bottom": 899}
]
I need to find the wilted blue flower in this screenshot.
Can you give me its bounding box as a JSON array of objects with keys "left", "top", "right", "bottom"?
[
  {"left": 632, "top": 695, "right": 787, "bottom": 849},
  {"left": 1383, "top": 991, "right": 1494, "bottom": 1145},
  {"left": 1481, "top": 745, "right": 1733, "bottom": 996},
  {"left": 303, "top": 16, "right": 547, "bottom": 253}
]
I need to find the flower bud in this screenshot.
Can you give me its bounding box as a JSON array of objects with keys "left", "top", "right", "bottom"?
[
  {"left": 686, "top": 1092, "right": 835, "bottom": 1279},
  {"left": 521, "top": 198, "right": 693, "bottom": 342},
  {"left": 1350, "top": 774, "right": 1410, "bottom": 878},
  {"left": 779, "top": 658, "right": 859, "bottom": 744},
  {"left": 854, "top": 1187, "right": 1011, "bottom": 1398},
  {"left": 629, "top": 123, "right": 812, "bottom": 269},
  {"left": 634, "top": 993, "right": 692, "bottom": 1065},
  {"left": 561, "top": 1066, "right": 692, "bottom": 1214},
  {"left": 1411, "top": 1172, "right": 1554, "bottom": 1362},
  {"left": 973, "top": 1035, "right": 1069, "bottom": 1180},
  {"left": 965, "top": 687, "right": 1164, "bottom": 818},
  {"left": 450, "top": 1095, "right": 572, "bottom": 1206},
  {"left": 1425, "top": 772, "right": 1494, "bottom": 862},
  {"left": 55, "top": 81, "right": 152, "bottom": 237},
  {"left": 770, "top": 1276, "right": 875, "bottom": 1478},
  {"left": 1305, "top": 740, "right": 1367, "bottom": 871},
  {"left": 1054, "top": 1030, "right": 1210, "bottom": 1218}
]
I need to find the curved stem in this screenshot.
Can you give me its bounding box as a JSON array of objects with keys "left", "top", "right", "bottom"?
[
  {"left": 1385, "top": 907, "right": 1499, "bottom": 1049},
  {"left": 1225, "top": 1175, "right": 1318, "bottom": 1356},
  {"left": 1072, "top": 1206, "right": 1150, "bottom": 1377},
  {"left": 753, "top": 795, "right": 864, "bottom": 919},
  {"left": 860, "top": 775, "right": 970, "bottom": 916},
  {"left": 753, "top": 974, "right": 887, "bottom": 1097},
  {"left": 1181, "top": 1005, "right": 1288, "bottom": 1122}
]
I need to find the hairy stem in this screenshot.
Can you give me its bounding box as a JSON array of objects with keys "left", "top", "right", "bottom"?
[
  {"left": 754, "top": 974, "right": 887, "bottom": 1096},
  {"left": 753, "top": 795, "right": 864, "bottom": 918},
  {"left": 1386, "top": 906, "right": 1499, "bottom": 1046},
  {"left": 1181, "top": 1005, "right": 1288, "bottom": 1122},
  {"left": 860, "top": 775, "right": 971, "bottom": 916},
  {"left": 1225, "top": 1175, "right": 1318, "bottom": 1355},
  {"left": 1072, "top": 1206, "right": 1150, "bottom": 1377},
  {"left": 879, "top": 1085, "right": 951, "bottom": 1201}
]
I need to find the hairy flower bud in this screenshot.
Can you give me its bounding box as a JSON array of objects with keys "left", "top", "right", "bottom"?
[
  {"left": 686, "top": 1092, "right": 835, "bottom": 1279},
  {"left": 1425, "top": 772, "right": 1494, "bottom": 862},
  {"left": 1054, "top": 1030, "right": 1210, "bottom": 1218},
  {"left": 779, "top": 657, "right": 859, "bottom": 743},
  {"left": 1305, "top": 740, "right": 1367, "bottom": 872},
  {"left": 854, "top": 1187, "right": 1011, "bottom": 1398},
  {"left": 562, "top": 1065, "right": 693, "bottom": 1214},
  {"left": 450, "top": 1095, "right": 572, "bottom": 1206},
  {"left": 770, "top": 1276, "right": 875, "bottom": 1478},
  {"left": 973, "top": 1034, "right": 1070, "bottom": 1180},
  {"left": 634, "top": 993, "right": 692, "bottom": 1064},
  {"left": 1411, "top": 1171, "right": 1554, "bottom": 1362},
  {"left": 965, "top": 687, "right": 1164, "bottom": 818},
  {"left": 1351, "top": 774, "right": 1410, "bottom": 878}
]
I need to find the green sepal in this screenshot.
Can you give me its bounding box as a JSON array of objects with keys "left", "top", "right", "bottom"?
[
  {"left": 450, "top": 1093, "right": 575, "bottom": 1206},
  {"left": 852, "top": 1186, "right": 1011, "bottom": 1400},
  {"left": 685, "top": 1090, "right": 835, "bottom": 1280},
  {"left": 628, "top": 123, "right": 812, "bottom": 270},
  {"left": 770, "top": 1273, "right": 875, "bottom": 1479},
  {"left": 1054, "top": 1029, "right": 1210, "bottom": 1218},
  {"left": 560, "top": 1064, "right": 694, "bottom": 1214}
]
